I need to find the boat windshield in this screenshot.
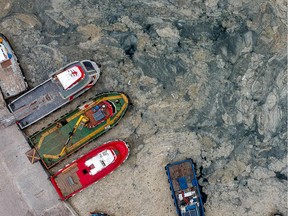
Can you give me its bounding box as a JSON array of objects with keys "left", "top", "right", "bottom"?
[{"left": 83, "top": 61, "right": 95, "bottom": 71}]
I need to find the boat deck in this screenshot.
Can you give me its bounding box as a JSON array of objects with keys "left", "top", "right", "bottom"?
[
  {"left": 85, "top": 101, "right": 113, "bottom": 128},
  {"left": 54, "top": 163, "right": 82, "bottom": 197},
  {"left": 182, "top": 210, "right": 199, "bottom": 216},
  {"left": 35, "top": 113, "right": 108, "bottom": 156},
  {"left": 168, "top": 161, "right": 195, "bottom": 191},
  {"left": 9, "top": 79, "right": 68, "bottom": 128}
]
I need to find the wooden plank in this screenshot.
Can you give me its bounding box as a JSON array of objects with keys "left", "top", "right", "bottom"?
[
  {"left": 54, "top": 165, "right": 82, "bottom": 196},
  {"left": 25, "top": 148, "right": 40, "bottom": 164}
]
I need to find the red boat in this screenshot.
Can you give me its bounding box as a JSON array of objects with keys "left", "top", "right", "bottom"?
[{"left": 50, "top": 140, "right": 129, "bottom": 200}]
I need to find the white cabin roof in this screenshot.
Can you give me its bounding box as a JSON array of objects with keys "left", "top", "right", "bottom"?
[
  {"left": 85, "top": 150, "right": 115, "bottom": 175},
  {"left": 56, "top": 65, "right": 85, "bottom": 90},
  {"left": 0, "top": 44, "right": 9, "bottom": 63}
]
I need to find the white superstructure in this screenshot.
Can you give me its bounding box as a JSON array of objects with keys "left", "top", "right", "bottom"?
[{"left": 85, "top": 150, "right": 115, "bottom": 175}]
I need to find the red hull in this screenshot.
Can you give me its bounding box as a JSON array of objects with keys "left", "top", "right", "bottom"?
[{"left": 50, "top": 140, "right": 129, "bottom": 200}]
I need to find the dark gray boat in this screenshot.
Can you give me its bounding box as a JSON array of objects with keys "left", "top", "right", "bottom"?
[{"left": 8, "top": 60, "right": 100, "bottom": 129}]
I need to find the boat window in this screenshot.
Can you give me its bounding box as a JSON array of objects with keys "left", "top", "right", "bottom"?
[
  {"left": 107, "top": 101, "right": 116, "bottom": 113},
  {"left": 100, "top": 160, "right": 106, "bottom": 166},
  {"left": 83, "top": 61, "right": 94, "bottom": 71}
]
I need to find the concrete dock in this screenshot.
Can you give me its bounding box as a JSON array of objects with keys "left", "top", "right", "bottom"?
[{"left": 0, "top": 106, "right": 75, "bottom": 216}]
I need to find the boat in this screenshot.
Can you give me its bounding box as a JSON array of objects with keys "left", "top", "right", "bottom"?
[
  {"left": 90, "top": 213, "right": 109, "bottom": 216},
  {"left": 0, "top": 33, "right": 28, "bottom": 98},
  {"left": 50, "top": 140, "right": 129, "bottom": 200},
  {"left": 165, "top": 159, "right": 205, "bottom": 216},
  {"left": 27, "top": 92, "right": 129, "bottom": 169},
  {"left": 8, "top": 60, "right": 100, "bottom": 129}
]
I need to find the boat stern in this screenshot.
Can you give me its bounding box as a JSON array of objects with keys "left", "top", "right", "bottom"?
[{"left": 50, "top": 176, "right": 66, "bottom": 201}]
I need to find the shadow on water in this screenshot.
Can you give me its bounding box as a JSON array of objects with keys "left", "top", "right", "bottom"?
[{"left": 191, "top": 160, "right": 208, "bottom": 205}]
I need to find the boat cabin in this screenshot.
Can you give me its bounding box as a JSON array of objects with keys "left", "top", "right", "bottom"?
[
  {"left": 0, "top": 43, "right": 11, "bottom": 64},
  {"left": 177, "top": 185, "right": 200, "bottom": 215},
  {"left": 84, "top": 150, "right": 116, "bottom": 175},
  {"left": 85, "top": 101, "right": 114, "bottom": 128},
  {"left": 175, "top": 174, "right": 202, "bottom": 215},
  {"left": 53, "top": 65, "right": 85, "bottom": 90}
]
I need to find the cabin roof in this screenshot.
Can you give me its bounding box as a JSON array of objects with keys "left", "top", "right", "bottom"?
[
  {"left": 85, "top": 150, "right": 115, "bottom": 175},
  {"left": 56, "top": 65, "right": 85, "bottom": 90},
  {"left": 0, "top": 44, "right": 9, "bottom": 63}
]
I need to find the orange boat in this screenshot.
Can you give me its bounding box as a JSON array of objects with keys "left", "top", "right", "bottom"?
[{"left": 50, "top": 140, "right": 129, "bottom": 200}]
